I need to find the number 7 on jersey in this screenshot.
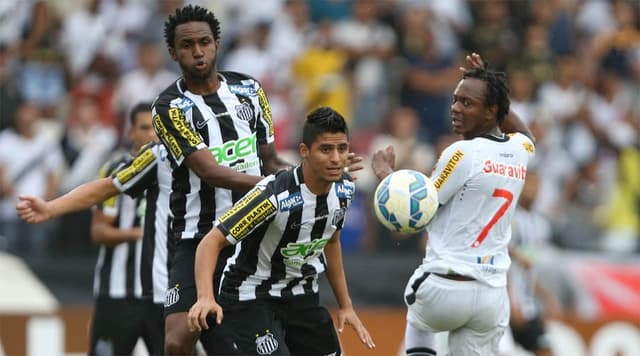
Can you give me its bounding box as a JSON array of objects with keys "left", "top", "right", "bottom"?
[{"left": 471, "top": 188, "right": 513, "bottom": 248}]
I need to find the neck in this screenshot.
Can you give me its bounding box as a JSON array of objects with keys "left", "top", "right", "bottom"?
[
  {"left": 301, "top": 163, "right": 332, "bottom": 195},
  {"left": 184, "top": 72, "right": 220, "bottom": 95}
]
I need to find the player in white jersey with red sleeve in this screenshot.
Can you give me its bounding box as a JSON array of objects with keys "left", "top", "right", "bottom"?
[{"left": 372, "top": 53, "right": 535, "bottom": 356}]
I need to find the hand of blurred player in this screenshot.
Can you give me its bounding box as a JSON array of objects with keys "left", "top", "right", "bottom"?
[
  {"left": 459, "top": 52, "right": 487, "bottom": 72},
  {"left": 337, "top": 307, "right": 375, "bottom": 349},
  {"left": 187, "top": 297, "right": 223, "bottom": 332},
  {"left": 16, "top": 195, "right": 51, "bottom": 223},
  {"left": 371, "top": 145, "right": 395, "bottom": 180},
  {"left": 346, "top": 152, "right": 364, "bottom": 181}
]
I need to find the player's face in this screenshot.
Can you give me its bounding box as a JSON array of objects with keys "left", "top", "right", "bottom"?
[
  {"left": 450, "top": 78, "right": 497, "bottom": 139},
  {"left": 129, "top": 111, "right": 157, "bottom": 150},
  {"left": 170, "top": 21, "right": 218, "bottom": 81},
  {"left": 300, "top": 132, "right": 350, "bottom": 184}
]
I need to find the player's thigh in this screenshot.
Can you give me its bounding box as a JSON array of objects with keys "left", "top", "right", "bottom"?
[
  {"left": 141, "top": 302, "right": 165, "bottom": 355},
  {"left": 89, "top": 298, "right": 142, "bottom": 355},
  {"left": 283, "top": 305, "right": 341, "bottom": 356},
  {"left": 449, "top": 285, "right": 509, "bottom": 356},
  {"left": 198, "top": 318, "right": 243, "bottom": 356},
  {"left": 221, "top": 300, "right": 289, "bottom": 356},
  {"left": 164, "top": 239, "right": 199, "bottom": 316},
  {"left": 405, "top": 272, "right": 475, "bottom": 332}
]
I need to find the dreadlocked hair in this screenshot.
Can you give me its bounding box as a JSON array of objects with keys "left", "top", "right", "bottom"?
[
  {"left": 164, "top": 5, "right": 221, "bottom": 49},
  {"left": 463, "top": 68, "right": 510, "bottom": 125},
  {"left": 302, "top": 107, "right": 349, "bottom": 147}
]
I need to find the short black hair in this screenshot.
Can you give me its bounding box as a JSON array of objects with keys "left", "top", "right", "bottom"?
[
  {"left": 463, "top": 68, "right": 510, "bottom": 124},
  {"left": 164, "top": 5, "right": 221, "bottom": 49},
  {"left": 302, "top": 107, "right": 349, "bottom": 147},
  {"left": 130, "top": 102, "right": 152, "bottom": 126}
]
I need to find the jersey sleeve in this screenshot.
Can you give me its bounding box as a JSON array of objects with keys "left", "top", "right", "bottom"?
[
  {"left": 255, "top": 83, "right": 276, "bottom": 145},
  {"left": 430, "top": 141, "right": 473, "bottom": 205},
  {"left": 151, "top": 100, "right": 207, "bottom": 167},
  {"left": 111, "top": 143, "right": 159, "bottom": 198},
  {"left": 333, "top": 178, "right": 355, "bottom": 230},
  {"left": 215, "top": 176, "right": 278, "bottom": 244}
]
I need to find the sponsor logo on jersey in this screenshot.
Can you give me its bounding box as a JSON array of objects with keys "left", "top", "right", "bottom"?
[
  {"left": 219, "top": 188, "right": 264, "bottom": 225},
  {"left": 154, "top": 114, "right": 182, "bottom": 159},
  {"left": 331, "top": 207, "right": 346, "bottom": 226},
  {"left": 477, "top": 255, "right": 495, "bottom": 265},
  {"left": 228, "top": 83, "right": 257, "bottom": 96},
  {"left": 209, "top": 133, "right": 258, "bottom": 166},
  {"left": 257, "top": 87, "right": 274, "bottom": 137},
  {"left": 169, "top": 108, "right": 201, "bottom": 147},
  {"left": 169, "top": 97, "right": 194, "bottom": 112},
  {"left": 165, "top": 284, "right": 180, "bottom": 307},
  {"left": 279, "top": 193, "right": 303, "bottom": 211},
  {"left": 115, "top": 148, "right": 155, "bottom": 184},
  {"left": 335, "top": 182, "right": 354, "bottom": 200},
  {"left": 433, "top": 149, "right": 464, "bottom": 190},
  {"left": 255, "top": 330, "right": 279, "bottom": 355},
  {"left": 235, "top": 102, "right": 254, "bottom": 121},
  {"left": 228, "top": 198, "right": 276, "bottom": 240},
  {"left": 281, "top": 237, "right": 331, "bottom": 268},
  {"left": 483, "top": 160, "right": 527, "bottom": 180},
  {"left": 523, "top": 141, "right": 534, "bottom": 153}
]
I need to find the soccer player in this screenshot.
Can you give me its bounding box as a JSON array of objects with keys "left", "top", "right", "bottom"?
[
  {"left": 188, "top": 107, "right": 375, "bottom": 355},
  {"left": 372, "top": 53, "right": 536, "bottom": 356},
  {"left": 16, "top": 103, "right": 171, "bottom": 355},
  {"left": 153, "top": 5, "right": 293, "bottom": 355}
]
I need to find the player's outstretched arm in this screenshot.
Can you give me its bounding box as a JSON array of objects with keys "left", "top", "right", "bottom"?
[
  {"left": 324, "top": 231, "right": 376, "bottom": 349},
  {"left": 188, "top": 228, "right": 229, "bottom": 332},
  {"left": 16, "top": 177, "right": 119, "bottom": 223}
]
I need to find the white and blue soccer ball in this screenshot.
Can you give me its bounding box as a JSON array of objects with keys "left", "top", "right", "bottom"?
[{"left": 373, "top": 169, "right": 439, "bottom": 234}]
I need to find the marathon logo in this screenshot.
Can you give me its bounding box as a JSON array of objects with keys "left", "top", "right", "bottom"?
[
  {"left": 228, "top": 199, "right": 276, "bottom": 240},
  {"left": 335, "top": 182, "right": 354, "bottom": 200},
  {"left": 153, "top": 114, "right": 182, "bottom": 159},
  {"left": 433, "top": 150, "right": 464, "bottom": 190},
  {"left": 116, "top": 148, "right": 155, "bottom": 184},
  {"left": 279, "top": 193, "right": 303, "bottom": 212},
  {"left": 228, "top": 84, "right": 257, "bottom": 96},
  {"left": 483, "top": 160, "right": 527, "bottom": 181},
  {"left": 168, "top": 108, "right": 201, "bottom": 147},
  {"left": 257, "top": 87, "right": 274, "bottom": 137}
]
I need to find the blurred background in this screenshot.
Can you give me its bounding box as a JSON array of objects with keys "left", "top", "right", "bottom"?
[{"left": 0, "top": 0, "right": 638, "bottom": 355}]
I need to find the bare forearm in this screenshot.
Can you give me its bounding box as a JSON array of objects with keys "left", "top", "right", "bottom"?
[
  {"left": 324, "top": 238, "right": 353, "bottom": 309},
  {"left": 501, "top": 109, "right": 535, "bottom": 142},
  {"left": 91, "top": 223, "right": 141, "bottom": 246},
  {"left": 49, "top": 178, "right": 118, "bottom": 218},
  {"left": 195, "top": 232, "right": 224, "bottom": 300}
]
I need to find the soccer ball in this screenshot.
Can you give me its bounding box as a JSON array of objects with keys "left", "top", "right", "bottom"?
[{"left": 373, "top": 169, "right": 439, "bottom": 234}]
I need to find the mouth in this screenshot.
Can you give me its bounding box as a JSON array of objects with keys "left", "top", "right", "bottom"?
[
  {"left": 451, "top": 116, "right": 463, "bottom": 129},
  {"left": 327, "top": 167, "right": 343, "bottom": 176},
  {"left": 194, "top": 61, "right": 207, "bottom": 71}
]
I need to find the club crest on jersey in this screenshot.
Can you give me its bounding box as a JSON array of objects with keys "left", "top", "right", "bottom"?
[
  {"left": 169, "top": 97, "right": 194, "bottom": 112},
  {"left": 235, "top": 102, "right": 254, "bottom": 121},
  {"left": 335, "top": 182, "right": 354, "bottom": 200},
  {"left": 165, "top": 284, "right": 180, "bottom": 307},
  {"left": 332, "top": 207, "right": 347, "bottom": 226},
  {"left": 228, "top": 84, "right": 257, "bottom": 96},
  {"left": 255, "top": 330, "right": 279, "bottom": 355},
  {"left": 279, "top": 193, "right": 303, "bottom": 211}
]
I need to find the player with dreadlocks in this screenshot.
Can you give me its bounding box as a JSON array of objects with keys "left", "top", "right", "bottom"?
[{"left": 372, "top": 53, "right": 535, "bottom": 356}]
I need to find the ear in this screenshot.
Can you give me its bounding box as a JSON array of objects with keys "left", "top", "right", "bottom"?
[
  {"left": 299, "top": 143, "right": 309, "bottom": 159},
  {"left": 168, "top": 47, "right": 177, "bottom": 61},
  {"left": 485, "top": 104, "right": 498, "bottom": 122}
]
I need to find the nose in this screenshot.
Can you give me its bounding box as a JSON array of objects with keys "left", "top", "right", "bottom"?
[
  {"left": 451, "top": 100, "right": 462, "bottom": 113},
  {"left": 193, "top": 44, "right": 204, "bottom": 57}
]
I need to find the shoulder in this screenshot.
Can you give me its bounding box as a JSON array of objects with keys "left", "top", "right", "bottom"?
[
  {"left": 334, "top": 178, "right": 355, "bottom": 200},
  {"left": 507, "top": 133, "right": 536, "bottom": 155},
  {"left": 219, "top": 71, "right": 258, "bottom": 84}
]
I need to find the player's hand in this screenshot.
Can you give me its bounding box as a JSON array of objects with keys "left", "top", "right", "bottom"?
[
  {"left": 346, "top": 152, "right": 364, "bottom": 181},
  {"left": 458, "top": 52, "right": 487, "bottom": 72},
  {"left": 187, "top": 297, "right": 223, "bottom": 332},
  {"left": 371, "top": 145, "right": 395, "bottom": 180},
  {"left": 337, "top": 307, "right": 375, "bottom": 349},
  {"left": 16, "top": 195, "right": 51, "bottom": 223}
]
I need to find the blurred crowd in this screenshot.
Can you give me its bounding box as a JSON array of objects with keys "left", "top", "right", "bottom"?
[{"left": 0, "top": 0, "right": 638, "bottom": 260}]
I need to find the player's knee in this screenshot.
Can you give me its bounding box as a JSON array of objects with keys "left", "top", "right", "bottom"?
[
  {"left": 164, "top": 334, "right": 193, "bottom": 356},
  {"left": 406, "top": 346, "right": 437, "bottom": 356}
]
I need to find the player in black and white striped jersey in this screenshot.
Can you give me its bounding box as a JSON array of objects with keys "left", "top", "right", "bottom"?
[
  {"left": 188, "top": 107, "right": 375, "bottom": 355},
  {"left": 16, "top": 103, "right": 169, "bottom": 354}
]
